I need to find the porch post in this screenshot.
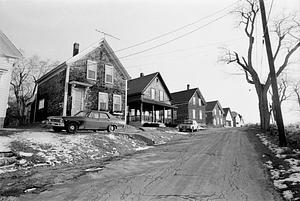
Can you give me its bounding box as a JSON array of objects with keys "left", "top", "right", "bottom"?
[
  {"left": 163, "top": 107, "right": 165, "bottom": 123},
  {"left": 171, "top": 109, "right": 174, "bottom": 124},
  {"left": 140, "top": 102, "right": 143, "bottom": 124},
  {"left": 152, "top": 105, "right": 155, "bottom": 122}
]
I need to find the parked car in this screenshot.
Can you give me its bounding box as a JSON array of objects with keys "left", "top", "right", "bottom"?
[
  {"left": 46, "top": 110, "right": 125, "bottom": 133},
  {"left": 178, "top": 119, "right": 199, "bottom": 132}
]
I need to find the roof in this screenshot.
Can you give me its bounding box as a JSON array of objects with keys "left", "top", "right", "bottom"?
[
  {"left": 171, "top": 88, "right": 206, "bottom": 104},
  {"left": 206, "top": 100, "right": 224, "bottom": 113},
  {"left": 37, "top": 38, "right": 130, "bottom": 84},
  {"left": 0, "top": 30, "right": 22, "bottom": 58},
  {"left": 223, "top": 107, "right": 230, "bottom": 116},
  {"left": 128, "top": 72, "right": 158, "bottom": 95},
  {"left": 127, "top": 72, "right": 173, "bottom": 100}
]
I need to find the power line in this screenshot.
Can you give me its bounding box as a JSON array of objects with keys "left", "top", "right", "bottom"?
[
  {"left": 267, "top": 0, "right": 275, "bottom": 23},
  {"left": 119, "top": 13, "right": 229, "bottom": 60},
  {"left": 113, "top": 0, "right": 240, "bottom": 54}
]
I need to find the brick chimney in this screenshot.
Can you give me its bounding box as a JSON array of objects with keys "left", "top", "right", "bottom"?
[
  {"left": 140, "top": 73, "right": 144, "bottom": 77},
  {"left": 187, "top": 84, "right": 190, "bottom": 90},
  {"left": 73, "top": 43, "right": 79, "bottom": 56}
]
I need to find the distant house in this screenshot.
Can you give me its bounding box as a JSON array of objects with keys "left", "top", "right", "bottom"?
[
  {"left": 34, "top": 39, "right": 130, "bottom": 122},
  {"left": 205, "top": 100, "right": 224, "bottom": 127},
  {"left": 171, "top": 85, "right": 206, "bottom": 125},
  {"left": 223, "top": 107, "right": 233, "bottom": 127},
  {"left": 0, "top": 30, "right": 22, "bottom": 128},
  {"left": 232, "top": 111, "right": 244, "bottom": 127},
  {"left": 127, "top": 72, "right": 176, "bottom": 126}
]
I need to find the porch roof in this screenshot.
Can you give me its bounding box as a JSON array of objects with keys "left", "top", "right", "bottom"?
[{"left": 128, "top": 98, "right": 177, "bottom": 109}]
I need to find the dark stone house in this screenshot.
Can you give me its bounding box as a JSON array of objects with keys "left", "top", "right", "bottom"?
[
  {"left": 127, "top": 72, "right": 176, "bottom": 126},
  {"left": 205, "top": 100, "right": 224, "bottom": 127},
  {"left": 34, "top": 39, "right": 130, "bottom": 122},
  {"left": 171, "top": 85, "right": 206, "bottom": 126}
]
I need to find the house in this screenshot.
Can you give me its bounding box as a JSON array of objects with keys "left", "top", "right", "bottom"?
[
  {"left": 127, "top": 72, "right": 176, "bottom": 126},
  {"left": 223, "top": 107, "right": 233, "bottom": 127},
  {"left": 232, "top": 111, "right": 244, "bottom": 127},
  {"left": 0, "top": 30, "right": 22, "bottom": 128},
  {"left": 171, "top": 85, "right": 206, "bottom": 126},
  {"left": 34, "top": 38, "right": 130, "bottom": 122},
  {"left": 205, "top": 100, "right": 224, "bottom": 127}
]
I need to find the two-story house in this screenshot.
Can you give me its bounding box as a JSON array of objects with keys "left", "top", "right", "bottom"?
[
  {"left": 34, "top": 38, "right": 130, "bottom": 122},
  {"left": 205, "top": 100, "right": 224, "bottom": 127},
  {"left": 127, "top": 72, "right": 176, "bottom": 126},
  {"left": 171, "top": 85, "right": 206, "bottom": 126},
  {"left": 232, "top": 111, "right": 244, "bottom": 127},
  {"left": 223, "top": 107, "right": 233, "bottom": 127},
  {"left": 0, "top": 30, "right": 22, "bottom": 128}
]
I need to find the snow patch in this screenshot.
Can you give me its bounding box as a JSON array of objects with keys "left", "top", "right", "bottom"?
[
  {"left": 0, "top": 136, "right": 12, "bottom": 152},
  {"left": 135, "top": 146, "right": 153, "bottom": 151},
  {"left": 282, "top": 190, "right": 293, "bottom": 200}
]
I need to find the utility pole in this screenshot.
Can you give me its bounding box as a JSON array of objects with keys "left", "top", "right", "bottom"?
[{"left": 259, "top": 0, "right": 287, "bottom": 147}]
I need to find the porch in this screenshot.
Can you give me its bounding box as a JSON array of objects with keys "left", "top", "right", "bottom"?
[{"left": 127, "top": 100, "right": 176, "bottom": 126}]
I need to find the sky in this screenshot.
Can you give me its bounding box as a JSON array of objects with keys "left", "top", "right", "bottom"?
[{"left": 0, "top": 0, "right": 299, "bottom": 123}]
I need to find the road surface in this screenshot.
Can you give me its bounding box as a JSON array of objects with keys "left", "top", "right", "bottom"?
[{"left": 19, "top": 128, "right": 281, "bottom": 201}]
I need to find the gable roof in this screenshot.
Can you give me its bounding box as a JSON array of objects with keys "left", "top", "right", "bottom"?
[
  {"left": 171, "top": 88, "right": 206, "bottom": 105},
  {"left": 223, "top": 107, "right": 233, "bottom": 118},
  {"left": 206, "top": 100, "right": 224, "bottom": 113},
  {"left": 128, "top": 72, "right": 172, "bottom": 99},
  {"left": 0, "top": 30, "right": 22, "bottom": 59},
  {"left": 37, "top": 38, "right": 130, "bottom": 84},
  {"left": 231, "top": 111, "right": 238, "bottom": 118}
]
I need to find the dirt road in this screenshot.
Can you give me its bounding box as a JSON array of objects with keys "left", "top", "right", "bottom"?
[{"left": 18, "top": 128, "right": 281, "bottom": 201}]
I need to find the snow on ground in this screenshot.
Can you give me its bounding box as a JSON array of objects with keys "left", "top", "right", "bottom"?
[
  {"left": 0, "top": 128, "right": 181, "bottom": 175},
  {"left": 0, "top": 136, "right": 12, "bottom": 152},
  {"left": 257, "top": 133, "right": 300, "bottom": 200}
]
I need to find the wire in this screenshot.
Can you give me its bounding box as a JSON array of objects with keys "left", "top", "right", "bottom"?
[
  {"left": 113, "top": 0, "right": 240, "bottom": 54},
  {"left": 119, "top": 13, "right": 228, "bottom": 60},
  {"left": 267, "top": 0, "right": 275, "bottom": 23}
]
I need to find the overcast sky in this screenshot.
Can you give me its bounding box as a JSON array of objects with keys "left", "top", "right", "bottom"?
[{"left": 1, "top": 0, "right": 299, "bottom": 123}]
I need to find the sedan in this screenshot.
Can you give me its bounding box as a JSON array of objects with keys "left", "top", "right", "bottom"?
[
  {"left": 46, "top": 110, "right": 125, "bottom": 133},
  {"left": 178, "top": 119, "right": 199, "bottom": 132}
]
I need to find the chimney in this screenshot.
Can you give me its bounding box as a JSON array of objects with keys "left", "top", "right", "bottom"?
[
  {"left": 140, "top": 73, "right": 144, "bottom": 77},
  {"left": 187, "top": 84, "right": 190, "bottom": 90},
  {"left": 73, "top": 43, "right": 79, "bottom": 56}
]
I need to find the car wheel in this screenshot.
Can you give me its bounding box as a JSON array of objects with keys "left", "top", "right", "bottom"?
[
  {"left": 66, "top": 122, "right": 78, "bottom": 134},
  {"left": 179, "top": 128, "right": 183, "bottom": 132},
  {"left": 52, "top": 126, "right": 63, "bottom": 132},
  {"left": 107, "top": 125, "right": 116, "bottom": 132}
]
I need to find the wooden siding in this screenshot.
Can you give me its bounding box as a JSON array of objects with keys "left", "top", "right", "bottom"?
[
  {"left": 142, "top": 77, "right": 171, "bottom": 104},
  {"left": 0, "top": 57, "right": 15, "bottom": 127}
]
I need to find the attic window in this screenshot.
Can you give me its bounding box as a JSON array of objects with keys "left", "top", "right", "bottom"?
[
  {"left": 198, "top": 98, "right": 202, "bottom": 106},
  {"left": 38, "top": 99, "right": 45, "bottom": 110},
  {"left": 87, "top": 60, "right": 97, "bottom": 80},
  {"left": 105, "top": 65, "right": 114, "bottom": 84},
  {"left": 192, "top": 97, "right": 196, "bottom": 105}
]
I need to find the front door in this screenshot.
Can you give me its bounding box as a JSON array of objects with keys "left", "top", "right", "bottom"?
[{"left": 71, "top": 88, "right": 85, "bottom": 115}]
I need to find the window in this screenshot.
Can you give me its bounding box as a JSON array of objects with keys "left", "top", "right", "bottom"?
[
  {"left": 105, "top": 65, "right": 114, "bottom": 84},
  {"left": 192, "top": 97, "right": 196, "bottom": 105},
  {"left": 38, "top": 99, "right": 45, "bottom": 110},
  {"left": 98, "top": 92, "right": 108, "bottom": 110},
  {"left": 192, "top": 109, "right": 196, "bottom": 119},
  {"left": 150, "top": 88, "right": 155, "bottom": 99},
  {"left": 113, "top": 94, "right": 122, "bottom": 112},
  {"left": 198, "top": 98, "right": 202, "bottom": 106},
  {"left": 199, "top": 110, "right": 202, "bottom": 119},
  {"left": 159, "top": 91, "right": 164, "bottom": 101},
  {"left": 99, "top": 113, "right": 109, "bottom": 119},
  {"left": 89, "top": 111, "right": 100, "bottom": 119},
  {"left": 87, "top": 60, "right": 97, "bottom": 80}
]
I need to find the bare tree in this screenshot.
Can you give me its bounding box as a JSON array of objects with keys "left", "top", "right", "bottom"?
[
  {"left": 220, "top": 0, "right": 300, "bottom": 131},
  {"left": 293, "top": 81, "right": 300, "bottom": 109},
  {"left": 10, "top": 55, "right": 59, "bottom": 125},
  {"left": 269, "top": 74, "right": 293, "bottom": 122}
]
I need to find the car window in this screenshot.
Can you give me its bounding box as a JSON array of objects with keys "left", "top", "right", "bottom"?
[
  {"left": 89, "top": 111, "right": 100, "bottom": 119},
  {"left": 99, "top": 113, "right": 109, "bottom": 119},
  {"left": 183, "top": 120, "right": 193, "bottom": 124},
  {"left": 75, "top": 111, "right": 88, "bottom": 117}
]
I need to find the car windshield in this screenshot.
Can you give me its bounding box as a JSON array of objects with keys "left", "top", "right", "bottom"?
[
  {"left": 183, "top": 120, "right": 193, "bottom": 124},
  {"left": 74, "top": 111, "right": 88, "bottom": 117}
]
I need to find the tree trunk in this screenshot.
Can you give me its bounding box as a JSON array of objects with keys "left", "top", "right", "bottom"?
[{"left": 256, "top": 84, "right": 270, "bottom": 131}]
